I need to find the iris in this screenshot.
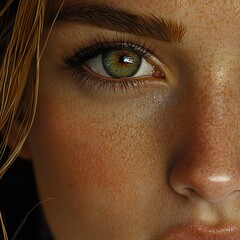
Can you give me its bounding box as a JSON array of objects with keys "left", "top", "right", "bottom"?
[{"left": 102, "top": 50, "right": 142, "bottom": 78}]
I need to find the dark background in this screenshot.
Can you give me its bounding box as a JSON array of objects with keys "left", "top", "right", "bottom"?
[{"left": 0, "top": 157, "right": 53, "bottom": 240}]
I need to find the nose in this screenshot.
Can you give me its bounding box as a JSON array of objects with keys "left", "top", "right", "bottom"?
[
  {"left": 170, "top": 151, "right": 240, "bottom": 202},
  {"left": 170, "top": 84, "right": 240, "bottom": 203}
]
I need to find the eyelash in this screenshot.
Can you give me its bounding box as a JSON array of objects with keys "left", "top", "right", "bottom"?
[{"left": 62, "top": 36, "right": 158, "bottom": 94}]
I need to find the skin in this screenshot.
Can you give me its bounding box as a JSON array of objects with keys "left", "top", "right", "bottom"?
[{"left": 25, "top": 0, "right": 240, "bottom": 239}]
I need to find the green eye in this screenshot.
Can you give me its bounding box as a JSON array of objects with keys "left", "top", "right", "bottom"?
[
  {"left": 102, "top": 50, "right": 142, "bottom": 78},
  {"left": 84, "top": 47, "right": 156, "bottom": 80}
]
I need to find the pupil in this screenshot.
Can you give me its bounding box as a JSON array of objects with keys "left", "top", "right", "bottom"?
[{"left": 118, "top": 56, "right": 132, "bottom": 64}]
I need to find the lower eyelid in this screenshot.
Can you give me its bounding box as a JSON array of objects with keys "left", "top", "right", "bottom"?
[{"left": 72, "top": 67, "right": 148, "bottom": 95}]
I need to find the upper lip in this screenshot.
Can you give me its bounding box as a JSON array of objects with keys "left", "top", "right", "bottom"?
[{"left": 160, "top": 222, "right": 240, "bottom": 240}]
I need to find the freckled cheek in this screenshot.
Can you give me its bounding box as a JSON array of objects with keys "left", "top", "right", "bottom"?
[
  {"left": 28, "top": 110, "right": 116, "bottom": 195},
  {"left": 27, "top": 81, "right": 185, "bottom": 238},
  {"left": 28, "top": 100, "right": 170, "bottom": 239},
  {"left": 27, "top": 100, "right": 152, "bottom": 217}
]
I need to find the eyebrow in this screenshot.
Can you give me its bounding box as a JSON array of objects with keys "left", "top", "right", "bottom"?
[{"left": 51, "top": 2, "right": 186, "bottom": 44}]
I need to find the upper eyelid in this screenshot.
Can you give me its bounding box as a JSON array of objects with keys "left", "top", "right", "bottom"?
[{"left": 62, "top": 36, "right": 156, "bottom": 67}]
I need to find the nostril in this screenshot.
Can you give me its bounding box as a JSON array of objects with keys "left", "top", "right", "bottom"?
[
  {"left": 170, "top": 174, "right": 196, "bottom": 199},
  {"left": 170, "top": 169, "right": 240, "bottom": 202}
]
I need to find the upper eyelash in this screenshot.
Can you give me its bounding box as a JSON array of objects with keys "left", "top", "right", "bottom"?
[{"left": 62, "top": 36, "right": 156, "bottom": 68}]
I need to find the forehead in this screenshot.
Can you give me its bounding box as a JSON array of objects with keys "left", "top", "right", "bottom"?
[{"left": 60, "top": 0, "right": 240, "bottom": 17}]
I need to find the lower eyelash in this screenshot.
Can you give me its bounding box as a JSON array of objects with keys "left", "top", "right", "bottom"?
[{"left": 71, "top": 68, "right": 147, "bottom": 94}]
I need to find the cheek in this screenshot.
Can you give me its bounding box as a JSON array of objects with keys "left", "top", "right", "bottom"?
[{"left": 27, "top": 83, "right": 181, "bottom": 238}]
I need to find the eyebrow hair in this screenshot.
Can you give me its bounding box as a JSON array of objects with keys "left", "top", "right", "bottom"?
[{"left": 52, "top": 3, "right": 186, "bottom": 44}]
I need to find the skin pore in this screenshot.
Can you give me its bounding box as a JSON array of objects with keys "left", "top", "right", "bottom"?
[{"left": 25, "top": 0, "right": 240, "bottom": 239}]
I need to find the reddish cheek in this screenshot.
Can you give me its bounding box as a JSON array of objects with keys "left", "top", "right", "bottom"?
[
  {"left": 29, "top": 110, "right": 156, "bottom": 240},
  {"left": 29, "top": 101, "right": 139, "bottom": 206}
]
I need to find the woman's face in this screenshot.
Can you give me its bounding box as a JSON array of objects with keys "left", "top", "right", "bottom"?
[{"left": 27, "top": 0, "right": 240, "bottom": 239}]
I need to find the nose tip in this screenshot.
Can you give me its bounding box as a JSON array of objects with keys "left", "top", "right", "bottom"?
[{"left": 170, "top": 159, "right": 240, "bottom": 202}]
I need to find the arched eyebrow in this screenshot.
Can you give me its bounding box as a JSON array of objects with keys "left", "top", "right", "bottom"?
[{"left": 50, "top": 3, "right": 186, "bottom": 44}]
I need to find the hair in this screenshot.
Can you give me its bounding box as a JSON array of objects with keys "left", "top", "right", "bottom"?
[{"left": 0, "top": 0, "right": 47, "bottom": 238}]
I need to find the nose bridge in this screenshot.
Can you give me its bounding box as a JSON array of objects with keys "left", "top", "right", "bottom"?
[
  {"left": 191, "top": 82, "right": 237, "bottom": 161},
  {"left": 190, "top": 56, "right": 239, "bottom": 162},
  {"left": 170, "top": 56, "right": 240, "bottom": 202}
]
